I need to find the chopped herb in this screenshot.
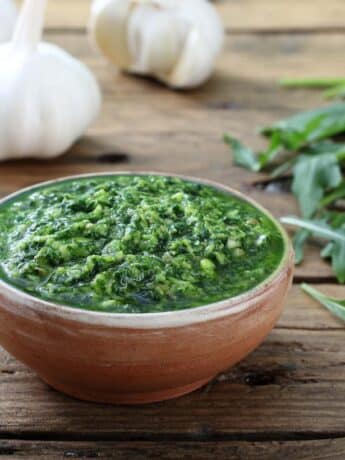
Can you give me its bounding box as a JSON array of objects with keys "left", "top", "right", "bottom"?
[{"left": 0, "top": 175, "right": 285, "bottom": 314}]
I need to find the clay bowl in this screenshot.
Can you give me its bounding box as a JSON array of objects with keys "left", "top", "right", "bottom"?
[{"left": 0, "top": 173, "right": 294, "bottom": 405}]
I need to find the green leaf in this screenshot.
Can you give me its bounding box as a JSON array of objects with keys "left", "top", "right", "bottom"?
[
  {"left": 292, "top": 229, "right": 310, "bottom": 264},
  {"left": 257, "top": 132, "right": 283, "bottom": 168},
  {"left": 324, "top": 83, "right": 345, "bottom": 99},
  {"left": 281, "top": 216, "right": 345, "bottom": 282},
  {"left": 279, "top": 78, "right": 345, "bottom": 99},
  {"left": 292, "top": 153, "right": 342, "bottom": 218},
  {"left": 321, "top": 181, "right": 345, "bottom": 207},
  {"left": 261, "top": 103, "right": 345, "bottom": 153},
  {"left": 224, "top": 134, "right": 260, "bottom": 171},
  {"left": 327, "top": 211, "right": 345, "bottom": 228},
  {"left": 303, "top": 139, "right": 345, "bottom": 156},
  {"left": 270, "top": 158, "right": 296, "bottom": 178},
  {"left": 321, "top": 242, "right": 334, "bottom": 259},
  {"left": 280, "top": 77, "right": 345, "bottom": 89},
  {"left": 302, "top": 283, "right": 345, "bottom": 322}
]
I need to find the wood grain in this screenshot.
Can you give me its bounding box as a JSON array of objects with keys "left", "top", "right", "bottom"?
[
  {"left": 1, "top": 439, "right": 345, "bottom": 459},
  {"left": 26, "top": 0, "right": 345, "bottom": 32}
]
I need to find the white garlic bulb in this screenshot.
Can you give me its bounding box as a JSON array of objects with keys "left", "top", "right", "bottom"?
[
  {"left": 0, "top": 0, "right": 102, "bottom": 160},
  {"left": 0, "top": 0, "right": 16, "bottom": 42},
  {"left": 90, "top": 0, "right": 224, "bottom": 89}
]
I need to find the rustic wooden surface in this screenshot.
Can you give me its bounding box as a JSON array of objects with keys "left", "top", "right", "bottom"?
[{"left": 1, "top": 1, "right": 345, "bottom": 459}]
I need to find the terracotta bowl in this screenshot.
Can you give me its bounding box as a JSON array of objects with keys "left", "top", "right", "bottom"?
[{"left": 0, "top": 173, "right": 294, "bottom": 405}]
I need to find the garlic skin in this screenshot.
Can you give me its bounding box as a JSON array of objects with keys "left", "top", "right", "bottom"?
[
  {"left": 0, "top": 0, "right": 16, "bottom": 42},
  {"left": 0, "top": 0, "right": 101, "bottom": 160},
  {"left": 90, "top": 0, "right": 224, "bottom": 89}
]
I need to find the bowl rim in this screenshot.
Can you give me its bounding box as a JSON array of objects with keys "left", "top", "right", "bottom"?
[{"left": 0, "top": 172, "right": 293, "bottom": 329}]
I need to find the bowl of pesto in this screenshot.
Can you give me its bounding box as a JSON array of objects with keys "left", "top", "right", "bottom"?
[{"left": 0, "top": 173, "right": 293, "bottom": 404}]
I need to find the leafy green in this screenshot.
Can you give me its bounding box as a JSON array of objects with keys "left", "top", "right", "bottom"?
[
  {"left": 292, "top": 229, "right": 310, "bottom": 265},
  {"left": 224, "top": 102, "right": 345, "bottom": 281},
  {"left": 0, "top": 175, "right": 284, "bottom": 313},
  {"left": 226, "top": 104, "right": 345, "bottom": 171},
  {"left": 280, "top": 77, "right": 345, "bottom": 89},
  {"left": 303, "top": 139, "right": 345, "bottom": 156},
  {"left": 292, "top": 153, "right": 342, "bottom": 218},
  {"left": 261, "top": 104, "right": 345, "bottom": 152},
  {"left": 325, "top": 83, "right": 345, "bottom": 99},
  {"left": 257, "top": 132, "right": 283, "bottom": 169},
  {"left": 280, "top": 78, "right": 345, "bottom": 100},
  {"left": 223, "top": 134, "right": 260, "bottom": 171},
  {"left": 281, "top": 216, "right": 345, "bottom": 282},
  {"left": 321, "top": 181, "right": 345, "bottom": 207},
  {"left": 302, "top": 283, "right": 345, "bottom": 322}
]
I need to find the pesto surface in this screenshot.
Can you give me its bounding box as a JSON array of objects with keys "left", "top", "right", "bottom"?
[{"left": 0, "top": 175, "right": 285, "bottom": 313}]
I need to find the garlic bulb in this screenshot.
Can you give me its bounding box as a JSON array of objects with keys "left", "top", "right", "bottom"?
[
  {"left": 90, "top": 0, "right": 224, "bottom": 89},
  {"left": 0, "top": 0, "right": 101, "bottom": 160},
  {"left": 0, "top": 0, "right": 16, "bottom": 42}
]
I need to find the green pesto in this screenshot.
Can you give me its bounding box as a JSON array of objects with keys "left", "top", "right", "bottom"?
[{"left": 0, "top": 175, "right": 285, "bottom": 313}]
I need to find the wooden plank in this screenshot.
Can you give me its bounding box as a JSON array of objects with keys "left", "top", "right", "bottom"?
[
  {"left": 0, "top": 285, "right": 344, "bottom": 437},
  {"left": 16, "top": 0, "right": 345, "bottom": 32},
  {"left": 217, "top": 0, "right": 345, "bottom": 32},
  {"left": 1, "top": 439, "right": 345, "bottom": 459}
]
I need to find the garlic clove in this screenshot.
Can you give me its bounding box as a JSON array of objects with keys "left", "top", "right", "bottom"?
[
  {"left": 0, "top": 0, "right": 16, "bottom": 43},
  {"left": 168, "top": 0, "right": 224, "bottom": 88},
  {"left": 91, "top": 0, "right": 132, "bottom": 68},
  {"left": 168, "top": 27, "right": 215, "bottom": 88},
  {"left": 128, "top": 5, "right": 188, "bottom": 75}
]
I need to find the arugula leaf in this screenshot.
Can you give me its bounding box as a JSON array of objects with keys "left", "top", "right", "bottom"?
[
  {"left": 257, "top": 132, "right": 283, "bottom": 169},
  {"left": 325, "top": 83, "right": 345, "bottom": 99},
  {"left": 270, "top": 158, "right": 295, "bottom": 178},
  {"left": 292, "top": 153, "right": 342, "bottom": 218},
  {"left": 321, "top": 242, "right": 334, "bottom": 259},
  {"left": 280, "top": 78, "right": 345, "bottom": 100},
  {"left": 303, "top": 139, "right": 345, "bottom": 156},
  {"left": 327, "top": 211, "right": 345, "bottom": 227},
  {"left": 223, "top": 135, "right": 260, "bottom": 171},
  {"left": 321, "top": 181, "right": 345, "bottom": 207},
  {"left": 280, "top": 77, "right": 345, "bottom": 89},
  {"left": 331, "top": 240, "right": 345, "bottom": 282},
  {"left": 261, "top": 104, "right": 345, "bottom": 153},
  {"left": 281, "top": 216, "right": 345, "bottom": 282},
  {"left": 302, "top": 283, "right": 345, "bottom": 322},
  {"left": 293, "top": 229, "right": 310, "bottom": 264}
]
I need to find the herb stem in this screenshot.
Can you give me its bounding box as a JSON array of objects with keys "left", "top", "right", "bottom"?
[
  {"left": 280, "top": 78, "right": 345, "bottom": 88},
  {"left": 320, "top": 184, "right": 345, "bottom": 207},
  {"left": 301, "top": 283, "right": 323, "bottom": 299},
  {"left": 324, "top": 83, "right": 345, "bottom": 99},
  {"left": 281, "top": 216, "right": 345, "bottom": 243},
  {"left": 336, "top": 150, "right": 345, "bottom": 162}
]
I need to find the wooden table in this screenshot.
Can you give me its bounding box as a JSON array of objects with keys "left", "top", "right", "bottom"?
[{"left": 1, "top": 1, "right": 345, "bottom": 458}]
